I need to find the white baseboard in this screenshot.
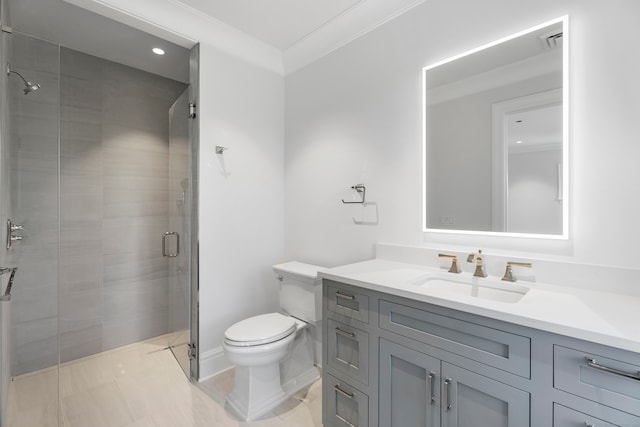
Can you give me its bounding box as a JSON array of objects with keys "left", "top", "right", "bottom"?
[{"left": 198, "top": 346, "right": 232, "bottom": 382}]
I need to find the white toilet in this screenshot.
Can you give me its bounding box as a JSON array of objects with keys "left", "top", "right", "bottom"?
[{"left": 223, "top": 261, "right": 324, "bottom": 421}]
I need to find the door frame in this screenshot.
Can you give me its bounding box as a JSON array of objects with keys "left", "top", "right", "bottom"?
[{"left": 188, "top": 43, "right": 200, "bottom": 381}]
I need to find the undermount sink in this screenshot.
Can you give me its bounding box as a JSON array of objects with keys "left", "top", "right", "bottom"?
[{"left": 410, "top": 273, "right": 530, "bottom": 303}]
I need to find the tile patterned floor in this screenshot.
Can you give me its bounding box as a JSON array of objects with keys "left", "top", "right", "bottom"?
[{"left": 5, "top": 334, "right": 322, "bottom": 427}]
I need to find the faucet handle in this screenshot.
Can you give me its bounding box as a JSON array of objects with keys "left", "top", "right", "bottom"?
[
  {"left": 438, "top": 253, "right": 461, "bottom": 274},
  {"left": 501, "top": 262, "right": 533, "bottom": 282}
]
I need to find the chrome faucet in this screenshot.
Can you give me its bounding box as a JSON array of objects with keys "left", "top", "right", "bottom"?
[{"left": 467, "top": 250, "right": 487, "bottom": 278}]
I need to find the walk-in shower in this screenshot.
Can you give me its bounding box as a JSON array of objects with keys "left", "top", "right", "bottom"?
[
  {"left": 0, "top": 16, "right": 200, "bottom": 427},
  {"left": 6, "top": 65, "right": 39, "bottom": 94}
]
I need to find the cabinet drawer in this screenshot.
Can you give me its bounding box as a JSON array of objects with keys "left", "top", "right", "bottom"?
[
  {"left": 379, "top": 299, "right": 530, "bottom": 378},
  {"left": 323, "top": 373, "right": 369, "bottom": 427},
  {"left": 554, "top": 345, "right": 640, "bottom": 415},
  {"left": 326, "top": 281, "right": 369, "bottom": 324},
  {"left": 326, "top": 318, "right": 369, "bottom": 386},
  {"left": 553, "top": 403, "right": 640, "bottom": 427}
]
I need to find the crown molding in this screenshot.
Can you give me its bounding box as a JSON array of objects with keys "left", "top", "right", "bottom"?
[{"left": 282, "top": 0, "right": 426, "bottom": 75}]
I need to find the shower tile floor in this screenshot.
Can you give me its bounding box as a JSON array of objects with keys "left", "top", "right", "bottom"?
[{"left": 6, "top": 334, "right": 322, "bottom": 427}]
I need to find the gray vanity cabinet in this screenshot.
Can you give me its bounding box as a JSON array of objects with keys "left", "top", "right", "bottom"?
[
  {"left": 324, "top": 280, "right": 374, "bottom": 427},
  {"left": 379, "top": 339, "right": 529, "bottom": 427},
  {"left": 322, "top": 277, "right": 640, "bottom": 427}
]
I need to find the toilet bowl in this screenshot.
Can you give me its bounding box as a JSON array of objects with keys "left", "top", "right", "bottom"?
[
  {"left": 223, "top": 262, "right": 324, "bottom": 421},
  {"left": 224, "top": 312, "right": 297, "bottom": 367}
]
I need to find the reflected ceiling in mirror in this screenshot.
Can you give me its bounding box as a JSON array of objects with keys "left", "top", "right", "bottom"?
[{"left": 422, "top": 16, "right": 568, "bottom": 238}]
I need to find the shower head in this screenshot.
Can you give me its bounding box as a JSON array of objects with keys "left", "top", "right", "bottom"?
[
  {"left": 22, "top": 80, "right": 41, "bottom": 95},
  {"left": 6, "top": 65, "right": 41, "bottom": 95}
]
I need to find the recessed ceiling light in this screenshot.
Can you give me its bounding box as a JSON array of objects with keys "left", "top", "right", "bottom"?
[
  {"left": 516, "top": 140, "right": 523, "bottom": 144},
  {"left": 152, "top": 48, "right": 165, "bottom": 55}
]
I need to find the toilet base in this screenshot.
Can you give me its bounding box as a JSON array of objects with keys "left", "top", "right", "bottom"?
[
  {"left": 225, "top": 364, "right": 320, "bottom": 421},
  {"left": 226, "top": 362, "right": 285, "bottom": 421},
  {"left": 282, "top": 365, "right": 320, "bottom": 398}
]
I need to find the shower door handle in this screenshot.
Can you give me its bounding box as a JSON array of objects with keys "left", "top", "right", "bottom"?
[{"left": 162, "top": 232, "right": 179, "bottom": 258}]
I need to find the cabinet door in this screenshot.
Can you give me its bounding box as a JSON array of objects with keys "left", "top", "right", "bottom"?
[
  {"left": 379, "top": 339, "right": 441, "bottom": 427},
  {"left": 441, "top": 362, "right": 530, "bottom": 427}
]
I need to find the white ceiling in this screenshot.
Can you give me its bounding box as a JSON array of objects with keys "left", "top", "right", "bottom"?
[
  {"left": 62, "top": 0, "right": 426, "bottom": 74},
  {"left": 177, "top": 0, "right": 364, "bottom": 50},
  {"left": 7, "top": 0, "right": 191, "bottom": 82},
  {"left": 508, "top": 104, "right": 563, "bottom": 150},
  {"left": 5, "top": 0, "right": 425, "bottom": 76}
]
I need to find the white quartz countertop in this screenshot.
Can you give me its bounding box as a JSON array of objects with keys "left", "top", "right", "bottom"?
[{"left": 319, "top": 259, "right": 640, "bottom": 354}]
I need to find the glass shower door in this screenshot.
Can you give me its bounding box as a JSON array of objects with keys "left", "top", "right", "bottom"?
[{"left": 167, "top": 89, "right": 192, "bottom": 379}]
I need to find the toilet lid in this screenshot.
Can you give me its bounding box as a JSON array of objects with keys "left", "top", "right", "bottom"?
[{"left": 224, "top": 313, "right": 297, "bottom": 347}]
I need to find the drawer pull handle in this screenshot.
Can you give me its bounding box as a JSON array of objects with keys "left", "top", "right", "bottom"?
[
  {"left": 334, "top": 384, "right": 355, "bottom": 399},
  {"left": 335, "top": 291, "right": 356, "bottom": 300},
  {"left": 335, "top": 327, "right": 356, "bottom": 338},
  {"left": 443, "top": 378, "right": 452, "bottom": 411},
  {"left": 585, "top": 357, "right": 640, "bottom": 381},
  {"left": 428, "top": 372, "right": 435, "bottom": 404}
]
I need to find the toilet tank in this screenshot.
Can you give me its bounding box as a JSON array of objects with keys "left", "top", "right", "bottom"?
[{"left": 273, "top": 262, "right": 325, "bottom": 324}]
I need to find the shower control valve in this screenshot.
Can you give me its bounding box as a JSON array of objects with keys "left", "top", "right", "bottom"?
[{"left": 6, "top": 219, "right": 24, "bottom": 249}]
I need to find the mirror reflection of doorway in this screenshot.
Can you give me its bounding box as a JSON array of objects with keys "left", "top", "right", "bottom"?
[
  {"left": 506, "top": 103, "right": 563, "bottom": 234},
  {"left": 492, "top": 89, "right": 563, "bottom": 234}
]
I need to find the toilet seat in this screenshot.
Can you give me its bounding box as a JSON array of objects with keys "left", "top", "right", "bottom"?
[{"left": 224, "top": 312, "right": 297, "bottom": 347}]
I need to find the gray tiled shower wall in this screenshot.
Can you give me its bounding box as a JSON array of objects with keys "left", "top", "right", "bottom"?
[
  {"left": 9, "top": 34, "right": 61, "bottom": 375},
  {"left": 9, "top": 42, "right": 187, "bottom": 375}
]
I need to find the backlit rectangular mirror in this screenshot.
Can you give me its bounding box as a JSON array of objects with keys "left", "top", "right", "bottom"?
[{"left": 423, "top": 16, "right": 568, "bottom": 238}]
